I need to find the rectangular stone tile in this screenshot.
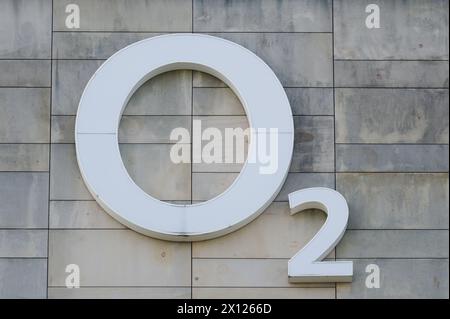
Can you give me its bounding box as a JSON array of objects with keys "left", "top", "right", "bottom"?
[
  {"left": 194, "top": 87, "right": 334, "bottom": 116},
  {"left": 52, "top": 60, "right": 191, "bottom": 115},
  {"left": 193, "top": 202, "right": 334, "bottom": 259},
  {"left": 335, "top": 61, "right": 449, "bottom": 88},
  {"left": 0, "top": 144, "right": 49, "bottom": 171},
  {"left": 50, "top": 144, "right": 92, "bottom": 200},
  {"left": 336, "top": 144, "right": 449, "bottom": 172},
  {"left": 53, "top": 32, "right": 160, "bottom": 59},
  {"left": 336, "top": 89, "right": 449, "bottom": 143},
  {"left": 48, "top": 230, "right": 191, "bottom": 286},
  {"left": 193, "top": 88, "right": 244, "bottom": 115},
  {"left": 275, "top": 173, "right": 335, "bottom": 201},
  {"left": 125, "top": 70, "right": 192, "bottom": 115},
  {"left": 51, "top": 116, "right": 75, "bottom": 143},
  {"left": 193, "top": 71, "right": 227, "bottom": 88},
  {"left": 52, "top": 60, "right": 103, "bottom": 115},
  {"left": 119, "top": 116, "right": 190, "bottom": 143},
  {"left": 120, "top": 144, "right": 191, "bottom": 201},
  {"left": 192, "top": 173, "right": 238, "bottom": 201},
  {"left": 49, "top": 201, "right": 124, "bottom": 229},
  {"left": 0, "top": 88, "right": 50, "bottom": 143},
  {"left": 0, "top": 0, "right": 51, "bottom": 58},
  {"left": 0, "top": 259, "right": 47, "bottom": 298},
  {"left": 337, "top": 230, "right": 449, "bottom": 258},
  {"left": 194, "top": 0, "right": 332, "bottom": 32},
  {"left": 291, "top": 116, "right": 334, "bottom": 172},
  {"left": 49, "top": 287, "right": 190, "bottom": 299},
  {"left": 193, "top": 259, "right": 333, "bottom": 288},
  {"left": 334, "top": 0, "right": 449, "bottom": 59},
  {"left": 210, "top": 33, "right": 333, "bottom": 87},
  {"left": 192, "top": 116, "right": 249, "bottom": 173},
  {"left": 0, "top": 230, "right": 47, "bottom": 257},
  {"left": 53, "top": 0, "right": 191, "bottom": 31},
  {"left": 0, "top": 172, "right": 48, "bottom": 228},
  {"left": 0, "top": 60, "right": 51, "bottom": 87},
  {"left": 193, "top": 287, "right": 334, "bottom": 299},
  {"left": 337, "top": 259, "right": 449, "bottom": 298},
  {"left": 286, "top": 88, "right": 334, "bottom": 116},
  {"left": 337, "top": 173, "right": 449, "bottom": 229}
]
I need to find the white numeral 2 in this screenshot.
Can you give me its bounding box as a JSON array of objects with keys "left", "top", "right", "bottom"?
[{"left": 288, "top": 187, "right": 353, "bottom": 282}]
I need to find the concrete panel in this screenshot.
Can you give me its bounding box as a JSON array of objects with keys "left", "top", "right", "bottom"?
[
  {"left": 50, "top": 144, "right": 92, "bottom": 200},
  {"left": 53, "top": 0, "right": 191, "bottom": 31},
  {"left": 120, "top": 144, "right": 191, "bottom": 201},
  {"left": 49, "top": 201, "right": 125, "bottom": 229},
  {"left": 119, "top": 116, "right": 190, "bottom": 143},
  {"left": 193, "top": 88, "right": 244, "bottom": 115},
  {"left": 336, "top": 89, "right": 449, "bottom": 143},
  {"left": 337, "top": 173, "right": 449, "bottom": 229},
  {"left": 53, "top": 32, "right": 160, "bottom": 59},
  {"left": 0, "top": 88, "right": 50, "bottom": 143},
  {"left": 337, "top": 230, "right": 449, "bottom": 258},
  {"left": 0, "top": 230, "right": 47, "bottom": 257},
  {"left": 48, "top": 230, "right": 191, "bottom": 286},
  {"left": 275, "top": 173, "right": 335, "bottom": 201},
  {"left": 291, "top": 116, "right": 334, "bottom": 172},
  {"left": 124, "top": 70, "right": 192, "bottom": 115},
  {"left": 210, "top": 33, "right": 333, "bottom": 87},
  {"left": 193, "top": 71, "right": 227, "bottom": 88},
  {"left": 192, "top": 116, "right": 248, "bottom": 173},
  {"left": 335, "top": 61, "right": 449, "bottom": 88},
  {"left": 334, "top": 0, "right": 449, "bottom": 59},
  {"left": 0, "top": 172, "right": 48, "bottom": 228},
  {"left": 0, "top": 144, "right": 49, "bottom": 171},
  {"left": 192, "top": 259, "right": 334, "bottom": 288},
  {"left": 336, "top": 144, "right": 449, "bottom": 172},
  {"left": 286, "top": 88, "right": 334, "bottom": 116},
  {"left": 48, "top": 287, "right": 190, "bottom": 299},
  {"left": 193, "top": 287, "right": 334, "bottom": 299},
  {"left": 0, "top": 259, "right": 47, "bottom": 299},
  {"left": 337, "top": 259, "right": 449, "bottom": 298},
  {"left": 0, "top": 0, "right": 51, "bottom": 58},
  {"left": 193, "top": 202, "right": 334, "bottom": 259},
  {"left": 194, "top": 0, "right": 332, "bottom": 32},
  {"left": 192, "top": 173, "right": 238, "bottom": 201},
  {"left": 51, "top": 116, "right": 75, "bottom": 143},
  {"left": 0, "top": 60, "right": 51, "bottom": 87},
  {"left": 52, "top": 60, "right": 104, "bottom": 115},
  {"left": 52, "top": 60, "right": 191, "bottom": 115}
]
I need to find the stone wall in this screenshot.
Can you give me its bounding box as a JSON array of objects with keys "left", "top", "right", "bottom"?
[{"left": 0, "top": 0, "right": 448, "bottom": 298}]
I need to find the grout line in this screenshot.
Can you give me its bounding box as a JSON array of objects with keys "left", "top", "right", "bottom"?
[
  {"left": 191, "top": 0, "right": 194, "bottom": 300},
  {"left": 334, "top": 86, "right": 449, "bottom": 89},
  {"left": 189, "top": 257, "right": 450, "bottom": 260},
  {"left": 8, "top": 58, "right": 441, "bottom": 62},
  {"left": 4, "top": 142, "right": 447, "bottom": 146},
  {"left": 335, "top": 59, "right": 449, "bottom": 62},
  {"left": 0, "top": 86, "right": 51, "bottom": 89},
  {"left": 1, "top": 256, "right": 448, "bottom": 261},
  {"left": 46, "top": 0, "right": 54, "bottom": 300},
  {"left": 51, "top": 30, "right": 334, "bottom": 34},
  {"left": 2, "top": 171, "right": 449, "bottom": 174},
  {"left": 332, "top": 0, "right": 337, "bottom": 300},
  {"left": 3, "top": 228, "right": 447, "bottom": 231},
  {"left": 46, "top": 286, "right": 332, "bottom": 289}
]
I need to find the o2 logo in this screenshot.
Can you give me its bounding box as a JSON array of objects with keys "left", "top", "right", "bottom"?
[{"left": 75, "top": 34, "right": 353, "bottom": 282}]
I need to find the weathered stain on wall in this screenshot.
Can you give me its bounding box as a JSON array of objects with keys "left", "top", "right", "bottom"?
[{"left": 0, "top": 0, "right": 448, "bottom": 299}]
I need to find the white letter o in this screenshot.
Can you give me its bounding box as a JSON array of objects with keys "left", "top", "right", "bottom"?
[{"left": 75, "top": 34, "right": 294, "bottom": 241}]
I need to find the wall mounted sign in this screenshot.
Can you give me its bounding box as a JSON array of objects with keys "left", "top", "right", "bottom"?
[{"left": 75, "top": 34, "right": 352, "bottom": 282}]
